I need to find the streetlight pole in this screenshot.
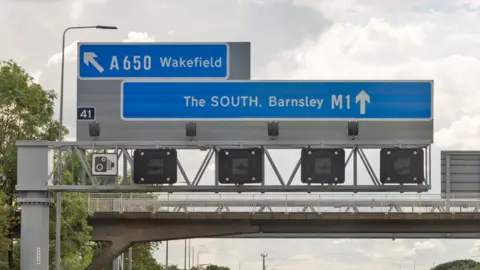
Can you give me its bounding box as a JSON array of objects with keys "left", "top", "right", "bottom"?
[
  {"left": 192, "top": 245, "right": 195, "bottom": 267},
  {"left": 184, "top": 239, "right": 187, "bottom": 270},
  {"left": 56, "top": 25, "right": 117, "bottom": 270},
  {"left": 165, "top": 240, "right": 169, "bottom": 269},
  {"left": 261, "top": 253, "right": 268, "bottom": 270},
  {"left": 406, "top": 256, "right": 416, "bottom": 270},
  {"left": 191, "top": 245, "right": 206, "bottom": 268},
  {"left": 196, "top": 250, "right": 207, "bottom": 268},
  {"left": 188, "top": 239, "right": 191, "bottom": 269}
]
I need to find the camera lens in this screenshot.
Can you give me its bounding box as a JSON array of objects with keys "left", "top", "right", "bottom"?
[{"left": 96, "top": 164, "right": 104, "bottom": 172}]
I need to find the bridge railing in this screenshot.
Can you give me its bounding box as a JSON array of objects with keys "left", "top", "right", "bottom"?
[{"left": 87, "top": 193, "right": 480, "bottom": 214}]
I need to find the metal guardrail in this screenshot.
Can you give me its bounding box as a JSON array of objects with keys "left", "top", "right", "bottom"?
[{"left": 87, "top": 193, "right": 480, "bottom": 214}]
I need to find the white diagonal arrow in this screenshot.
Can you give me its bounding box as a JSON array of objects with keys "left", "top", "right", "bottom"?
[
  {"left": 355, "top": 90, "right": 370, "bottom": 115},
  {"left": 83, "top": 52, "right": 104, "bottom": 73}
]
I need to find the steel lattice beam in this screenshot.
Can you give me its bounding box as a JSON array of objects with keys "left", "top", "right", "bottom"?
[{"left": 16, "top": 140, "right": 433, "bottom": 193}]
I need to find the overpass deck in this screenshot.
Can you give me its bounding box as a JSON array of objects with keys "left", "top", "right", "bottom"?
[
  {"left": 85, "top": 195, "right": 480, "bottom": 270},
  {"left": 88, "top": 211, "right": 480, "bottom": 244},
  {"left": 88, "top": 211, "right": 480, "bottom": 245}
]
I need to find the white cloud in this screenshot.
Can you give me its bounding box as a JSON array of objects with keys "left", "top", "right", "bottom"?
[
  {"left": 435, "top": 116, "right": 480, "bottom": 150},
  {"left": 333, "top": 239, "right": 354, "bottom": 244},
  {"left": 69, "top": 1, "right": 84, "bottom": 22},
  {"left": 465, "top": 0, "right": 480, "bottom": 9},
  {"left": 123, "top": 31, "right": 156, "bottom": 42},
  {"left": 469, "top": 240, "right": 480, "bottom": 255},
  {"left": 46, "top": 40, "right": 79, "bottom": 67},
  {"left": 30, "top": 70, "right": 43, "bottom": 83},
  {"left": 414, "top": 240, "right": 443, "bottom": 252}
]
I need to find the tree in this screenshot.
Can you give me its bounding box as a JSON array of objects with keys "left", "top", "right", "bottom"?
[
  {"left": 0, "top": 59, "right": 60, "bottom": 269},
  {"left": 123, "top": 242, "right": 164, "bottom": 270},
  {"left": 0, "top": 192, "right": 14, "bottom": 270},
  {"left": 190, "top": 265, "right": 230, "bottom": 270},
  {"left": 431, "top": 259, "right": 480, "bottom": 270},
  {"left": 205, "top": 265, "right": 231, "bottom": 270}
]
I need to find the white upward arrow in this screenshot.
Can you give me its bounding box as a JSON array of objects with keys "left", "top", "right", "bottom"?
[
  {"left": 355, "top": 90, "right": 370, "bottom": 115},
  {"left": 83, "top": 52, "right": 104, "bottom": 73}
]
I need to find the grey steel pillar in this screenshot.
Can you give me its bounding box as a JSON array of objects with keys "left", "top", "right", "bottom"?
[{"left": 17, "top": 141, "right": 52, "bottom": 269}]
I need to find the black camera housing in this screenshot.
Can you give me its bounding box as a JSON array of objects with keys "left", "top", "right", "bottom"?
[
  {"left": 133, "top": 149, "right": 177, "bottom": 184},
  {"left": 217, "top": 148, "right": 264, "bottom": 184}
]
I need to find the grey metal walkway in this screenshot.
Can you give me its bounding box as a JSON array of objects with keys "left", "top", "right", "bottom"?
[{"left": 88, "top": 193, "right": 480, "bottom": 214}]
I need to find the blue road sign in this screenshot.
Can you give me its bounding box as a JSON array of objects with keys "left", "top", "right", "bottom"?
[
  {"left": 78, "top": 42, "right": 229, "bottom": 79},
  {"left": 121, "top": 80, "right": 433, "bottom": 121}
]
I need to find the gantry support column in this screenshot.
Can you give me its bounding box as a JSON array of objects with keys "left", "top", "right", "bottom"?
[{"left": 16, "top": 141, "right": 52, "bottom": 270}]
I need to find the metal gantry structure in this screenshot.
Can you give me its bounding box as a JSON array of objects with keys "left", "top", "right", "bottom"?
[{"left": 17, "top": 140, "right": 432, "bottom": 194}]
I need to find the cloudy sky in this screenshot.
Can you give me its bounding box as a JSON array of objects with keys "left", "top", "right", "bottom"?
[{"left": 3, "top": 0, "right": 480, "bottom": 269}]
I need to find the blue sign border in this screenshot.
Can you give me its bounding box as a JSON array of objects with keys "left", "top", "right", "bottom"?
[
  {"left": 77, "top": 42, "right": 230, "bottom": 80},
  {"left": 120, "top": 80, "right": 434, "bottom": 122}
]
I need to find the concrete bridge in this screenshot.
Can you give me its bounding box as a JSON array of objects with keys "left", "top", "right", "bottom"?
[
  {"left": 83, "top": 193, "right": 480, "bottom": 269},
  {"left": 87, "top": 211, "right": 480, "bottom": 269}
]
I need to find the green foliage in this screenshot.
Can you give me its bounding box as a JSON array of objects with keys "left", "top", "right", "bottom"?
[
  {"left": 122, "top": 243, "right": 164, "bottom": 270},
  {"left": 205, "top": 265, "right": 231, "bottom": 270},
  {"left": 432, "top": 259, "right": 480, "bottom": 270},
  {"left": 0, "top": 59, "right": 60, "bottom": 192},
  {"left": 190, "top": 265, "right": 230, "bottom": 270},
  {"left": 0, "top": 193, "right": 14, "bottom": 270},
  {"left": 0, "top": 59, "right": 61, "bottom": 269},
  {"left": 49, "top": 192, "right": 93, "bottom": 269}
]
